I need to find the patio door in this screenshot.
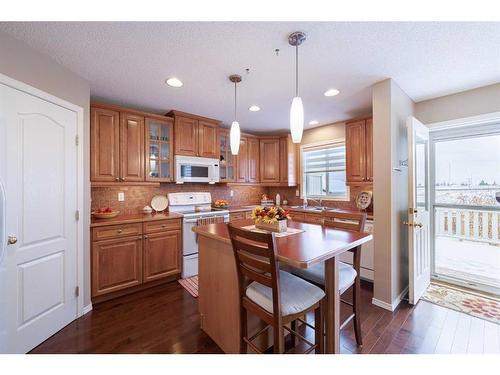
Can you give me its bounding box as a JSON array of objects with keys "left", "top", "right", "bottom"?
[
  {"left": 430, "top": 122, "right": 500, "bottom": 296},
  {"left": 406, "top": 117, "right": 431, "bottom": 304}
]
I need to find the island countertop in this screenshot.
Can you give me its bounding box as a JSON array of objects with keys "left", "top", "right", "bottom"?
[
  {"left": 194, "top": 218, "right": 373, "bottom": 354},
  {"left": 193, "top": 218, "right": 373, "bottom": 269}
]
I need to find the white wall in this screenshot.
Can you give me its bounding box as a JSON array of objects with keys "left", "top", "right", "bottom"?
[
  {"left": 372, "top": 78, "right": 415, "bottom": 309},
  {"left": 0, "top": 31, "right": 92, "bottom": 307},
  {"left": 415, "top": 82, "right": 500, "bottom": 125}
]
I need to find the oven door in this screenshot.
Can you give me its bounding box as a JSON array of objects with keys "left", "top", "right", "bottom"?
[{"left": 183, "top": 218, "right": 199, "bottom": 256}]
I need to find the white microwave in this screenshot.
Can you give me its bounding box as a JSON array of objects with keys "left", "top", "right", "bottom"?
[{"left": 175, "top": 155, "right": 220, "bottom": 184}]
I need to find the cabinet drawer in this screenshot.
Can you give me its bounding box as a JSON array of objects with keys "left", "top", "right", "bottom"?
[
  {"left": 93, "top": 223, "right": 142, "bottom": 241},
  {"left": 303, "top": 213, "right": 324, "bottom": 224},
  {"left": 143, "top": 219, "right": 181, "bottom": 234},
  {"left": 229, "top": 212, "right": 246, "bottom": 221}
]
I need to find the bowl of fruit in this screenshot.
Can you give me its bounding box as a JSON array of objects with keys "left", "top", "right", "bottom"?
[
  {"left": 92, "top": 207, "right": 120, "bottom": 219},
  {"left": 213, "top": 199, "right": 229, "bottom": 209}
]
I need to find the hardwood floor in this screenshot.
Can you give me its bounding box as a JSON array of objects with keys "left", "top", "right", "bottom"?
[{"left": 30, "top": 281, "right": 499, "bottom": 354}]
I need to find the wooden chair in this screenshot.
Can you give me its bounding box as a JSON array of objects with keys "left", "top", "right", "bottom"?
[
  {"left": 227, "top": 223, "right": 325, "bottom": 354},
  {"left": 291, "top": 211, "right": 367, "bottom": 346}
]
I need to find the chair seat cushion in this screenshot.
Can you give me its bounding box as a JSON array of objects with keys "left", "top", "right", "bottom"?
[
  {"left": 291, "top": 262, "right": 356, "bottom": 293},
  {"left": 245, "top": 271, "right": 325, "bottom": 317}
]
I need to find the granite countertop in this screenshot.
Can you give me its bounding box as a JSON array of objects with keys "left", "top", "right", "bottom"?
[
  {"left": 283, "top": 205, "right": 374, "bottom": 220},
  {"left": 224, "top": 205, "right": 258, "bottom": 213},
  {"left": 90, "top": 212, "right": 183, "bottom": 227}
]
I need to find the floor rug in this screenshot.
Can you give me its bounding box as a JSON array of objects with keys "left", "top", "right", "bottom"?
[
  {"left": 422, "top": 282, "right": 500, "bottom": 324},
  {"left": 178, "top": 276, "right": 198, "bottom": 298}
]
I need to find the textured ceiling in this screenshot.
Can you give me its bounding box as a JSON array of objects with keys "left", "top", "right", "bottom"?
[{"left": 1, "top": 22, "right": 499, "bottom": 132}]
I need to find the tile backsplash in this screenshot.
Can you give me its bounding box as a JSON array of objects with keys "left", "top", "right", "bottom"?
[
  {"left": 91, "top": 184, "right": 267, "bottom": 214},
  {"left": 92, "top": 183, "right": 372, "bottom": 215}
]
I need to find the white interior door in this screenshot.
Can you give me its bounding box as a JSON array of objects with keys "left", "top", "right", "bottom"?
[
  {"left": 407, "top": 116, "right": 431, "bottom": 305},
  {"left": 0, "top": 82, "right": 79, "bottom": 353}
]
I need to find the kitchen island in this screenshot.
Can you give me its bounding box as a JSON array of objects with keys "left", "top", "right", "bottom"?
[{"left": 193, "top": 219, "right": 373, "bottom": 354}]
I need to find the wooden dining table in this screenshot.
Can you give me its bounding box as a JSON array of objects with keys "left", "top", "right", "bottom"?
[{"left": 193, "top": 218, "right": 373, "bottom": 354}]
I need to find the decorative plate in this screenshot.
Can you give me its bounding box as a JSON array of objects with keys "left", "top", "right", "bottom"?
[
  {"left": 151, "top": 195, "right": 168, "bottom": 212},
  {"left": 355, "top": 191, "right": 372, "bottom": 210},
  {"left": 92, "top": 210, "right": 120, "bottom": 219}
]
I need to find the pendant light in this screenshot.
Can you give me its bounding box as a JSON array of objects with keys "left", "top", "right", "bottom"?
[
  {"left": 229, "top": 74, "right": 242, "bottom": 155},
  {"left": 288, "top": 31, "right": 306, "bottom": 144}
]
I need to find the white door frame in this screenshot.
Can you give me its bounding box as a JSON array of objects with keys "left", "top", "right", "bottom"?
[{"left": 0, "top": 72, "right": 85, "bottom": 317}]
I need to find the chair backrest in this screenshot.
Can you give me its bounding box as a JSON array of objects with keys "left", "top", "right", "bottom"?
[
  {"left": 322, "top": 211, "right": 367, "bottom": 233},
  {"left": 227, "top": 224, "right": 281, "bottom": 314}
]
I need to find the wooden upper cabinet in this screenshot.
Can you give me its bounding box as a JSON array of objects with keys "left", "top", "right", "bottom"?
[
  {"left": 198, "top": 120, "right": 219, "bottom": 158},
  {"left": 365, "top": 118, "right": 373, "bottom": 182},
  {"left": 174, "top": 116, "right": 198, "bottom": 156},
  {"left": 259, "top": 138, "right": 280, "bottom": 184},
  {"left": 247, "top": 137, "right": 260, "bottom": 183},
  {"left": 236, "top": 137, "right": 248, "bottom": 182},
  {"left": 218, "top": 129, "right": 236, "bottom": 182},
  {"left": 168, "top": 111, "right": 220, "bottom": 158},
  {"left": 345, "top": 117, "right": 373, "bottom": 184},
  {"left": 279, "top": 135, "right": 297, "bottom": 186},
  {"left": 145, "top": 117, "right": 174, "bottom": 182},
  {"left": 120, "top": 113, "right": 145, "bottom": 182},
  {"left": 91, "top": 103, "right": 174, "bottom": 184},
  {"left": 91, "top": 107, "right": 120, "bottom": 182}
]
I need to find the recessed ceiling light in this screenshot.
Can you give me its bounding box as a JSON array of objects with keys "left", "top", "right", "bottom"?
[
  {"left": 324, "top": 88, "right": 340, "bottom": 97},
  {"left": 248, "top": 105, "right": 261, "bottom": 112},
  {"left": 165, "top": 77, "right": 183, "bottom": 88},
  {"left": 309, "top": 120, "right": 319, "bottom": 126}
]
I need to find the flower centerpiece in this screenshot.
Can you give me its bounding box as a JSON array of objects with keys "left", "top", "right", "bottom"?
[{"left": 251, "top": 206, "right": 291, "bottom": 233}]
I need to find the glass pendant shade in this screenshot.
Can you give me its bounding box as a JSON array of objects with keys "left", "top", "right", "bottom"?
[
  {"left": 290, "top": 96, "right": 304, "bottom": 143},
  {"left": 230, "top": 120, "right": 241, "bottom": 155}
]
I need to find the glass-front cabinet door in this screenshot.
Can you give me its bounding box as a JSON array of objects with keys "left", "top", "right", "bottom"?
[
  {"left": 219, "top": 129, "right": 235, "bottom": 182},
  {"left": 145, "top": 117, "right": 173, "bottom": 182}
]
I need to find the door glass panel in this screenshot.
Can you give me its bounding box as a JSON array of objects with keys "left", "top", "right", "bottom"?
[
  {"left": 160, "top": 162, "right": 169, "bottom": 178},
  {"left": 160, "top": 124, "right": 170, "bottom": 141},
  {"left": 149, "top": 143, "right": 159, "bottom": 159},
  {"left": 149, "top": 160, "right": 158, "bottom": 178},
  {"left": 433, "top": 133, "right": 500, "bottom": 294},
  {"left": 149, "top": 123, "right": 159, "bottom": 140},
  {"left": 160, "top": 143, "right": 169, "bottom": 160}
]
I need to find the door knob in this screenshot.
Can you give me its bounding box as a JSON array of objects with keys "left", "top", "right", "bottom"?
[
  {"left": 402, "top": 221, "right": 411, "bottom": 226},
  {"left": 414, "top": 222, "right": 423, "bottom": 228},
  {"left": 7, "top": 235, "right": 17, "bottom": 245}
]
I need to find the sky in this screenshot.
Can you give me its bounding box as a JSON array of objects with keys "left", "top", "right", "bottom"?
[{"left": 435, "top": 134, "right": 500, "bottom": 186}]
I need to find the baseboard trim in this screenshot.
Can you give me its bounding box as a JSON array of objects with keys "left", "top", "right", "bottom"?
[
  {"left": 372, "top": 286, "right": 409, "bottom": 311},
  {"left": 82, "top": 303, "right": 93, "bottom": 316}
]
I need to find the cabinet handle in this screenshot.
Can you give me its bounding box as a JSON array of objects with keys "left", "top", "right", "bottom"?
[
  {"left": 115, "top": 177, "right": 120, "bottom": 181},
  {"left": 161, "top": 224, "right": 166, "bottom": 228},
  {"left": 144, "top": 235, "right": 148, "bottom": 239},
  {"left": 117, "top": 229, "right": 123, "bottom": 234}
]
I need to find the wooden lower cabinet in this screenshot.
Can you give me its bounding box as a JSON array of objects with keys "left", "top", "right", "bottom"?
[
  {"left": 143, "top": 230, "right": 181, "bottom": 282},
  {"left": 289, "top": 210, "right": 323, "bottom": 225},
  {"left": 92, "top": 235, "right": 143, "bottom": 297},
  {"left": 91, "top": 219, "right": 182, "bottom": 301}
]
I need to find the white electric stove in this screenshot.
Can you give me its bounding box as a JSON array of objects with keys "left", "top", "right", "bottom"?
[{"left": 167, "top": 192, "right": 229, "bottom": 278}]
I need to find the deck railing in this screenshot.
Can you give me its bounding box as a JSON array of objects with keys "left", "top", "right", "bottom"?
[{"left": 434, "top": 204, "right": 500, "bottom": 246}]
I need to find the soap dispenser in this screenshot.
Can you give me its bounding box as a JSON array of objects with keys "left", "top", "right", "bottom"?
[{"left": 275, "top": 193, "right": 281, "bottom": 207}]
